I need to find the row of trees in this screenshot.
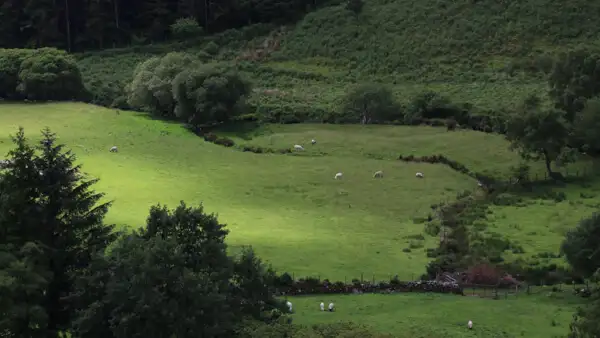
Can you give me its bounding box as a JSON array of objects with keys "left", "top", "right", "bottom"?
[
  {"left": 0, "top": 128, "right": 286, "bottom": 337},
  {"left": 0, "top": 0, "right": 331, "bottom": 51}
]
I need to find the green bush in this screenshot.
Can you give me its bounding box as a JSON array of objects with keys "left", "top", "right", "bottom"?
[
  {"left": 0, "top": 48, "right": 84, "bottom": 101},
  {"left": 126, "top": 52, "right": 199, "bottom": 118},
  {"left": 172, "top": 64, "right": 251, "bottom": 127},
  {"left": 204, "top": 41, "right": 220, "bottom": 56},
  {"left": 0, "top": 49, "right": 32, "bottom": 99},
  {"left": 170, "top": 17, "right": 204, "bottom": 40},
  {"left": 339, "top": 83, "right": 400, "bottom": 124}
]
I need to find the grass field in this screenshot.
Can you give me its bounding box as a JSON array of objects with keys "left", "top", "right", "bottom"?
[
  {"left": 0, "top": 102, "right": 480, "bottom": 280},
  {"left": 2, "top": 102, "right": 598, "bottom": 336},
  {"left": 288, "top": 291, "right": 583, "bottom": 338},
  {"left": 1, "top": 102, "right": 597, "bottom": 279}
]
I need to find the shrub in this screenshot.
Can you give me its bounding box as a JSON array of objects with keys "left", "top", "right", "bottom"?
[
  {"left": 170, "top": 17, "right": 204, "bottom": 40},
  {"left": 17, "top": 50, "right": 85, "bottom": 101},
  {"left": 446, "top": 118, "right": 457, "bottom": 131},
  {"left": 0, "top": 48, "right": 84, "bottom": 101},
  {"left": 0, "top": 49, "right": 33, "bottom": 99},
  {"left": 214, "top": 136, "right": 235, "bottom": 147},
  {"left": 204, "top": 41, "right": 220, "bottom": 56},
  {"left": 466, "top": 263, "right": 502, "bottom": 285},
  {"left": 339, "top": 83, "right": 400, "bottom": 124},
  {"left": 172, "top": 64, "right": 251, "bottom": 127},
  {"left": 126, "top": 52, "right": 199, "bottom": 118},
  {"left": 203, "top": 132, "right": 218, "bottom": 142},
  {"left": 346, "top": 0, "right": 364, "bottom": 14}
]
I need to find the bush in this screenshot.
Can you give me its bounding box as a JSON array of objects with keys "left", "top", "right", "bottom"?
[
  {"left": 172, "top": 64, "right": 251, "bottom": 127},
  {"left": 126, "top": 52, "right": 199, "bottom": 118},
  {"left": 446, "top": 118, "right": 457, "bottom": 131},
  {"left": 204, "top": 41, "right": 220, "bottom": 56},
  {"left": 0, "top": 49, "right": 32, "bottom": 99},
  {"left": 170, "top": 17, "right": 204, "bottom": 40},
  {"left": 346, "top": 0, "right": 364, "bottom": 14},
  {"left": 339, "top": 83, "right": 400, "bottom": 124},
  {"left": 214, "top": 136, "right": 235, "bottom": 147},
  {"left": 0, "top": 48, "right": 84, "bottom": 101},
  {"left": 17, "top": 51, "right": 85, "bottom": 101}
]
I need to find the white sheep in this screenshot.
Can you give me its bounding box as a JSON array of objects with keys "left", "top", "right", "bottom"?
[
  {"left": 467, "top": 320, "right": 473, "bottom": 329},
  {"left": 293, "top": 144, "right": 304, "bottom": 151},
  {"left": 415, "top": 172, "right": 424, "bottom": 178},
  {"left": 286, "top": 301, "right": 293, "bottom": 313},
  {"left": 320, "top": 302, "right": 325, "bottom": 311},
  {"left": 328, "top": 302, "right": 335, "bottom": 312},
  {"left": 373, "top": 170, "right": 383, "bottom": 178},
  {"left": 477, "top": 181, "right": 483, "bottom": 187},
  {"left": 311, "top": 139, "right": 316, "bottom": 145},
  {"left": 109, "top": 146, "right": 118, "bottom": 153},
  {"left": 334, "top": 172, "right": 343, "bottom": 180}
]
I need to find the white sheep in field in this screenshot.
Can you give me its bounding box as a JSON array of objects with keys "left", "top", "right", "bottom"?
[
  {"left": 415, "top": 172, "right": 424, "bottom": 178},
  {"left": 373, "top": 170, "right": 383, "bottom": 178},
  {"left": 334, "top": 172, "right": 343, "bottom": 180},
  {"left": 467, "top": 320, "right": 473, "bottom": 329},
  {"left": 320, "top": 302, "right": 325, "bottom": 311},
  {"left": 328, "top": 302, "right": 335, "bottom": 312},
  {"left": 477, "top": 181, "right": 484, "bottom": 187},
  {"left": 293, "top": 144, "right": 304, "bottom": 151},
  {"left": 311, "top": 139, "right": 316, "bottom": 145},
  {"left": 109, "top": 146, "right": 118, "bottom": 153},
  {"left": 286, "top": 301, "right": 293, "bottom": 313}
]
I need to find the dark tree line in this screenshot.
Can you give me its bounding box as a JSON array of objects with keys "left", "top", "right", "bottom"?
[{"left": 0, "top": 0, "right": 328, "bottom": 51}]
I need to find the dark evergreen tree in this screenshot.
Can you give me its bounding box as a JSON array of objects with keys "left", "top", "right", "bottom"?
[{"left": 0, "top": 127, "right": 117, "bottom": 337}]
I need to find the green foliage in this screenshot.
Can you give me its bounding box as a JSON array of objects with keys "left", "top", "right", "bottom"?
[
  {"left": 573, "top": 97, "right": 600, "bottom": 154},
  {"left": 0, "top": 127, "right": 117, "bottom": 336},
  {"left": 339, "top": 83, "right": 399, "bottom": 124},
  {"left": 172, "top": 64, "right": 252, "bottom": 126},
  {"left": 71, "top": 201, "right": 284, "bottom": 338},
  {"left": 505, "top": 99, "right": 572, "bottom": 176},
  {"left": 0, "top": 242, "right": 50, "bottom": 337},
  {"left": 561, "top": 212, "right": 600, "bottom": 279},
  {"left": 17, "top": 50, "right": 84, "bottom": 101},
  {"left": 126, "top": 52, "right": 198, "bottom": 117},
  {"left": 0, "top": 48, "right": 84, "bottom": 101},
  {"left": 548, "top": 49, "right": 600, "bottom": 119},
  {"left": 346, "top": 0, "right": 364, "bottom": 14},
  {"left": 170, "top": 17, "right": 204, "bottom": 40},
  {"left": 569, "top": 281, "right": 600, "bottom": 338}
]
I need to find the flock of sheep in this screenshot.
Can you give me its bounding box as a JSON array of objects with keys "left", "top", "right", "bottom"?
[
  {"left": 285, "top": 300, "right": 474, "bottom": 329},
  {"left": 285, "top": 301, "right": 335, "bottom": 313},
  {"left": 293, "top": 139, "right": 425, "bottom": 180}
]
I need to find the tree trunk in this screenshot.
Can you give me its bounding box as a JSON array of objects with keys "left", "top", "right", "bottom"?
[
  {"left": 543, "top": 149, "right": 553, "bottom": 177},
  {"left": 65, "top": 0, "right": 71, "bottom": 52}
]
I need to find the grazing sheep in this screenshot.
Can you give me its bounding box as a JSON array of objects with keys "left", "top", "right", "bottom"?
[
  {"left": 286, "top": 301, "right": 293, "bottom": 313},
  {"left": 415, "top": 172, "right": 424, "bottom": 178},
  {"left": 293, "top": 144, "right": 304, "bottom": 151},
  {"left": 334, "top": 172, "right": 343, "bottom": 180},
  {"left": 320, "top": 302, "right": 325, "bottom": 311},
  {"left": 373, "top": 170, "right": 383, "bottom": 178},
  {"left": 328, "top": 302, "right": 335, "bottom": 312},
  {"left": 109, "top": 146, "right": 118, "bottom": 153},
  {"left": 467, "top": 320, "right": 473, "bottom": 329},
  {"left": 477, "top": 181, "right": 484, "bottom": 187},
  {"left": 311, "top": 139, "right": 316, "bottom": 145}
]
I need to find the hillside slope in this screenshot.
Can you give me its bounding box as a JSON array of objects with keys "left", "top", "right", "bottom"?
[{"left": 275, "top": 0, "right": 600, "bottom": 82}]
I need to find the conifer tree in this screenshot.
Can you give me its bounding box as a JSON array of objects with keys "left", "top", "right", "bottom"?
[{"left": 0, "top": 127, "right": 117, "bottom": 337}]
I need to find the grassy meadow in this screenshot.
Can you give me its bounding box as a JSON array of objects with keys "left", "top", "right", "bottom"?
[
  {"left": 0, "top": 102, "right": 479, "bottom": 280},
  {"left": 287, "top": 291, "right": 583, "bottom": 338}
]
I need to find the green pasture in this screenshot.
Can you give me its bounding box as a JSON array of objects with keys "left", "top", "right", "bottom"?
[
  {"left": 288, "top": 291, "right": 583, "bottom": 338},
  {"left": 0, "top": 102, "right": 485, "bottom": 280}
]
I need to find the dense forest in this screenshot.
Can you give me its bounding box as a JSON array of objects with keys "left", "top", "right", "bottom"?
[{"left": 0, "top": 0, "right": 328, "bottom": 51}]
